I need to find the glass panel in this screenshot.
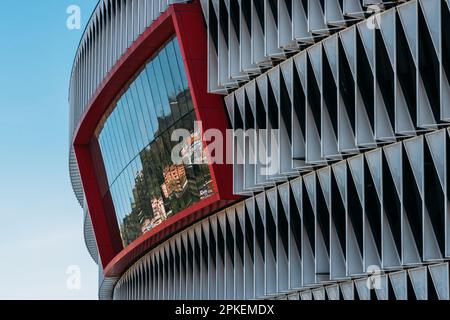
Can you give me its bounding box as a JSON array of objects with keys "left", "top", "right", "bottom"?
[
  {"left": 164, "top": 42, "right": 190, "bottom": 116},
  {"left": 98, "top": 125, "right": 113, "bottom": 184},
  {"left": 139, "top": 71, "right": 159, "bottom": 138},
  {"left": 108, "top": 113, "right": 120, "bottom": 178},
  {"left": 154, "top": 55, "right": 175, "bottom": 128},
  {"left": 129, "top": 83, "right": 150, "bottom": 148},
  {"left": 172, "top": 38, "right": 194, "bottom": 111},
  {"left": 122, "top": 91, "right": 141, "bottom": 157},
  {"left": 134, "top": 76, "right": 155, "bottom": 141},
  {"left": 146, "top": 62, "right": 167, "bottom": 133},
  {"left": 96, "top": 37, "right": 216, "bottom": 247},
  {"left": 158, "top": 47, "right": 182, "bottom": 121},
  {"left": 115, "top": 100, "right": 134, "bottom": 169}
]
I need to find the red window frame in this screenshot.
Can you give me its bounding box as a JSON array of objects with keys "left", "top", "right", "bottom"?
[{"left": 73, "top": 2, "right": 239, "bottom": 277}]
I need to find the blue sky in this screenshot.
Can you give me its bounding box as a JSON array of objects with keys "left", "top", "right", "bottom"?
[{"left": 0, "top": 1, "right": 99, "bottom": 299}]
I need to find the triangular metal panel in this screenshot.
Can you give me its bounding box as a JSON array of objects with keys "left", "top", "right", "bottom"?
[
  {"left": 251, "top": 0, "right": 267, "bottom": 66},
  {"left": 425, "top": 129, "right": 446, "bottom": 190},
  {"left": 317, "top": 167, "right": 332, "bottom": 212},
  {"left": 389, "top": 270, "right": 408, "bottom": 300},
  {"left": 308, "top": 44, "right": 323, "bottom": 89},
  {"left": 365, "top": 149, "right": 382, "bottom": 199},
  {"left": 307, "top": 0, "right": 328, "bottom": 34},
  {"left": 300, "top": 290, "right": 312, "bottom": 300},
  {"left": 331, "top": 161, "right": 347, "bottom": 203},
  {"left": 375, "top": 83, "right": 396, "bottom": 141},
  {"left": 325, "top": 0, "right": 345, "bottom": 27},
  {"left": 428, "top": 263, "right": 449, "bottom": 300},
  {"left": 403, "top": 136, "right": 424, "bottom": 198},
  {"left": 356, "top": 89, "right": 376, "bottom": 147},
  {"left": 408, "top": 266, "right": 428, "bottom": 300},
  {"left": 340, "top": 26, "right": 357, "bottom": 78},
  {"left": 224, "top": 93, "right": 235, "bottom": 123},
  {"left": 354, "top": 278, "right": 371, "bottom": 300},
  {"left": 343, "top": 0, "right": 364, "bottom": 19},
  {"left": 383, "top": 142, "right": 402, "bottom": 197},
  {"left": 278, "top": 183, "right": 290, "bottom": 216},
  {"left": 265, "top": 0, "right": 284, "bottom": 58},
  {"left": 323, "top": 35, "right": 339, "bottom": 83},
  {"left": 290, "top": 177, "right": 302, "bottom": 210},
  {"left": 374, "top": 274, "right": 389, "bottom": 300},
  {"left": 322, "top": 102, "right": 341, "bottom": 159},
  {"left": 288, "top": 293, "right": 300, "bottom": 300},
  {"left": 338, "top": 94, "right": 358, "bottom": 152},
  {"left": 294, "top": 52, "right": 308, "bottom": 93},
  {"left": 256, "top": 75, "right": 269, "bottom": 114},
  {"left": 267, "top": 66, "right": 281, "bottom": 107},
  {"left": 441, "top": 73, "right": 450, "bottom": 121},
  {"left": 419, "top": 0, "right": 441, "bottom": 56},
  {"left": 379, "top": 9, "right": 396, "bottom": 67},
  {"left": 397, "top": 0, "right": 418, "bottom": 65},
  {"left": 340, "top": 281, "right": 355, "bottom": 300},
  {"left": 303, "top": 173, "right": 317, "bottom": 207},
  {"left": 357, "top": 23, "right": 375, "bottom": 72},
  {"left": 326, "top": 284, "right": 340, "bottom": 300},
  {"left": 292, "top": 0, "right": 312, "bottom": 42},
  {"left": 395, "top": 79, "right": 417, "bottom": 135},
  {"left": 280, "top": 60, "right": 294, "bottom": 103},
  {"left": 278, "top": 0, "right": 295, "bottom": 49},
  {"left": 417, "top": 77, "right": 437, "bottom": 128},
  {"left": 312, "top": 287, "right": 326, "bottom": 300},
  {"left": 245, "top": 82, "right": 257, "bottom": 120},
  {"left": 347, "top": 155, "right": 365, "bottom": 204},
  {"left": 266, "top": 187, "right": 278, "bottom": 222}
]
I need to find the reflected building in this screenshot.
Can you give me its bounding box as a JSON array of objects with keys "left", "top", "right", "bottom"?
[
  {"left": 69, "top": 0, "right": 450, "bottom": 300},
  {"left": 141, "top": 197, "right": 167, "bottom": 233},
  {"left": 161, "top": 164, "right": 187, "bottom": 198}
]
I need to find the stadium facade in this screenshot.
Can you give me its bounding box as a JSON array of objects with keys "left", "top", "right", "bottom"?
[{"left": 69, "top": 0, "right": 450, "bottom": 300}]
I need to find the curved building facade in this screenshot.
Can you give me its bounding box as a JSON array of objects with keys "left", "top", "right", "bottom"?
[{"left": 70, "top": 0, "right": 450, "bottom": 300}]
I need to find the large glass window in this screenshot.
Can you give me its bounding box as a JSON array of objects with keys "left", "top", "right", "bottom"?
[{"left": 96, "top": 37, "right": 215, "bottom": 247}]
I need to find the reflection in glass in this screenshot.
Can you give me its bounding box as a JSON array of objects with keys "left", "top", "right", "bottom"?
[{"left": 96, "top": 37, "right": 215, "bottom": 247}]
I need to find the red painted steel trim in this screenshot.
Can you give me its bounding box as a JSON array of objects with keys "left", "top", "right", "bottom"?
[
  {"left": 73, "top": 8, "right": 175, "bottom": 145},
  {"left": 173, "top": 7, "right": 236, "bottom": 200},
  {"left": 74, "top": 144, "right": 123, "bottom": 265},
  {"left": 73, "top": 2, "right": 241, "bottom": 275}
]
